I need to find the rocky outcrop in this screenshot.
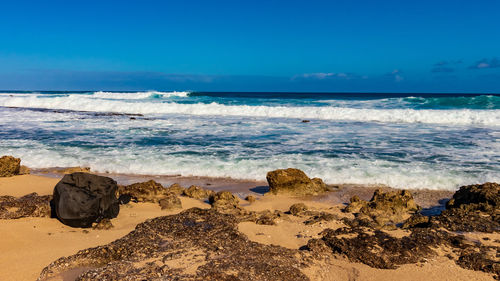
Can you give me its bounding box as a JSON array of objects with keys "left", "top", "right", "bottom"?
[
  {"left": 344, "top": 189, "right": 419, "bottom": 229},
  {"left": 119, "top": 180, "right": 168, "bottom": 203},
  {"left": 118, "top": 180, "right": 182, "bottom": 210},
  {"left": 182, "top": 185, "right": 215, "bottom": 199},
  {"left": 0, "top": 155, "right": 21, "bottom": 177},
  {"left": 266, "top": 168, "right": 329, "bottom": 196},
  {"left": 209, "top": 191, "right": 240, "bottom": 211},
  {"left": 166, "top": 183, "right": 186, "bottom": 195},
  {"left": 38, "top": 208, "right": 310, "bottom": 281},
  {"left": 309, "top": 184, "right": 500, "bottom": 279},
  {"left": 52, "top": 173, "right": 120, "bottom": 228},
  {"left": 0, "top": 192, "right": 52, "bottom": 219}
]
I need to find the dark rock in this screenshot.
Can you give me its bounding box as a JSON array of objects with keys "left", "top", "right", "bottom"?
[
  {"left": 52, "top": 173, "right": 120, "bottom": 228},
  {"left": 401, "top": 214, "right": 431, "bottom": 229},
  {"left": 183, "top": 185, "right": 215, "bottom": 199},
  {"left": 159, "top": 193, "right": 182, "bottom": 210},
  {"left": 446, "top": 182, "right": 499, "bottom": 212},
  {"left": 0, "top": 155, "right": 21, "bottom": 177},
  {"left": 39, "top": 208, "right": 310, "bottom": 281},
  {"left": 266, "top": 168, "right": 328, "bottom": 196},
  {"left": 434, "top": 182, "right": 500, "bottom": 233},
  {"left": 0, "top": 192, "right": 52, "bottom": 219}
]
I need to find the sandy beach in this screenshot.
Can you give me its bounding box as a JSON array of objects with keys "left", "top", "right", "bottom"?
[{"left": 1, "top": 172, "right": 497, "bottom": 281}]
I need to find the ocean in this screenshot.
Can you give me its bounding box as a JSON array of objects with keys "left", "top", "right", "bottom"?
[{"left": 0, "top": 91, "right": 498, "bottom": 190}]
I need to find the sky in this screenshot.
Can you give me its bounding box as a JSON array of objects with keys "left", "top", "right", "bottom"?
[{"left": 0, "top": 0, "right": 499, "bottom": 92}]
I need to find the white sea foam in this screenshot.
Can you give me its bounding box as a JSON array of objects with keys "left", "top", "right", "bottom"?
[
  {"left": 91, "top": 91, "right": 190, "bottom": 99},
  {"left": 0, "top": 94, "right": 499, "bottom": 126},
  {"left": 2, "top": 142, "right": 497, "bottom": 191}
]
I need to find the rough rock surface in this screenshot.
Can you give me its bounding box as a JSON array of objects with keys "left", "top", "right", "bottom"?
[
  {"left": 266, "top": 168, "right": 328, "bottom": 196},
  {"left": 345, "top": 189, "right": 419, "bottom": 229},
  {"left": 166, "top": 183, "right": 186, "bottom": 195},
  {"left": 208, "top": 191, "right": 281, "bottom": 226},
  {"left": 433, "top": 182, "right": 500, "bottom": 233},
  {"left": 0, "top": 192, "right": 52, "bottom": 219},
  {"left": 119, "top": 180, "right": 170, "bottom": 203},
  {"left": 52, "top": 173, "right": 120, "bottom": 228},
  {"left": 310, "top": 184, "right": 500, "bottom": 279},
  {"left": 159, "top": 193, "right": 182, "bottom": 210},
  {"left": 182, "top": 185, "right": 215, "bottom": 199},
  {"left": 0, "top": 155, "right": 21, "bottom": 177},
  {"left": 209, "top": 191, "right": 240, "bottom": 210},
  {"left": 38, "top": 208, "right": 311, "bottom": 281}
]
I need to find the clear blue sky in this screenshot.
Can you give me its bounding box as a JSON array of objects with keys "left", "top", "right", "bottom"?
[{"left": 0, "top": 0, "right": 499, "bottom": 92}]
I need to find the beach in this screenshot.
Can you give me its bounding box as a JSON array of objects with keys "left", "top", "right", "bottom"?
[{"left": 1, "top": 171, "right": 498, "bottom": 280}]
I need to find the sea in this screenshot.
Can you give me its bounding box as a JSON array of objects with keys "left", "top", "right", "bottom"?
[{"left": 0, "top": 91, "right": 499, "bottom": 190}]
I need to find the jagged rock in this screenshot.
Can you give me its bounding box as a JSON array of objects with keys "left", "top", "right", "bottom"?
[
  {"left": 245, "top": 195, "right": 256, "bottom": 203},
  {"left": 118, "top": 180, "right": 169, "bottom": 203},
  {"left": 209, "top": 191, "right": 239, "bottom": 210},
  {"left": 0, "top": 155, "right": 21, "bottom": 177},
  {"left": 431, "top": 182, "right": 500, "bottom": 233},
  {"left": 52, "top": 173, "right": 120, "bottom": 228},
  {"left": 159, "top": 193, "right": 182, "bottom": 210},
  {"left": 0, "top": 192, "right": 52, "bottom": 219},
  {"left": 447, "top": 182, "right": 499, "bottom": 212},
  {"left": 182, "top": 185, "right": 215, "bottom": 199},
  {"left": 166, "top": 183, "right": 186, "bottom": 195},
  {"left": 38, "top": 208, "right": 310, "bottom": 281},
  {"left": 345, "top": 189, "right": 419, "bottom": 229},
  {"left": 289, "top": 203, "right": 309, "bottom": 216},
  {"left": 266, "top": 168, "right": 328, "bottom": 196}
]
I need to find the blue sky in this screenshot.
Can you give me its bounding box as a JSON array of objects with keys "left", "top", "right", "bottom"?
[{"left": 0, "top": 0, "right": 499, "bottom": 92}]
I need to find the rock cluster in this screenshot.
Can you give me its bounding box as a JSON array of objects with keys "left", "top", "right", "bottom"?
[
  {"left": 310, "top": 183, "right": 500, "bottom": 278},
  {"left": 0, "top": 155, "right": 21, "bottom": 177},
  {"left": 38, "top": 208, "right": 311, "bottom": 281},
  {"left": 0, "top": 192, "right": 52, "bottom": 219},
  {"left": 345, "top": 189, "right": 419, "bottom": 229},
  {"left": 266, "top": 168, "right": 329, "bottom": 196},
  {"left": 118, "top": 180, "right": 182, "bottom": 210}
]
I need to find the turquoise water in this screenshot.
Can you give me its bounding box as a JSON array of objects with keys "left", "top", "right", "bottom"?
[{"left": 0, "top": 91, "right": 498, "bottom": 190}]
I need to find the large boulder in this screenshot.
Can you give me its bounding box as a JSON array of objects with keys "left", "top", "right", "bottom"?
[
  {"left": 266, "top": 168, "right": 328, "bottom": 196},
  {"left": 52, "top": 173, "right": 120, "bottom": 228},
  {"left": 0, "top": 155, "right": 21, "bottom": 177}
]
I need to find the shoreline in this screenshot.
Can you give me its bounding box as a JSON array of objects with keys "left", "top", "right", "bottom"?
[{"left": 31, "top": 167, "right": 455, "bottom": 208}]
